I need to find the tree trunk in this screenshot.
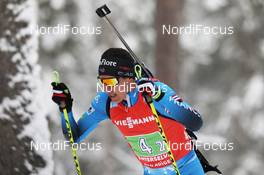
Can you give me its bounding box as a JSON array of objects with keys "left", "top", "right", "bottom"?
[
  {"left": 155, "top": 0, "right": 184, "bottom": 89},
  {"left": 0, "top": 0, "right": 53, "bottom": 174}
]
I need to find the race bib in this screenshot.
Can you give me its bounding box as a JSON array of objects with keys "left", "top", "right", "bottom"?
[{"left": 126, "top": 131, "right": 172, "bottom": 168}]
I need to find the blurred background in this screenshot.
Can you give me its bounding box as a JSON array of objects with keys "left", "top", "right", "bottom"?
[{"left": 0, "top": 0, "right": 264, "bottom": 174}]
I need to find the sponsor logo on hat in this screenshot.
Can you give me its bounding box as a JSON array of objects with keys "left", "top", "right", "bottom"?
[
  {"left": 117, "top": 71, "right": 134, "bottom": 77},
  {"left": 99, "top": 67, "right": 105, "bottom": 73},
  {"left": 100, "top": 59, "right": 117, "bottom": 67}
]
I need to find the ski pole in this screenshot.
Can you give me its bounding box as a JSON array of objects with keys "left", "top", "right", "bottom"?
[
  {"left": 136, "top": 67, "right": 181, "bottom": 175},
  {"left": 52, "top": 71, "right": 82, "bottom": 175},
  {"left": 96, "top": 4, "right": 153, "bottom": 78},
  {"left": 145, "top": 94, "right": 181, "bottom": 175}
]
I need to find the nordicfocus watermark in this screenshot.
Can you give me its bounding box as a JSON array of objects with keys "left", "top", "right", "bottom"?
[
  {"left": 139, "top": 140, "right": 234, "bottom": 152},
  {"left": 162, "top": 24, "right": 234, "bottom": 35},
  {"left": 32, "top": 24, "right": 102, "bottom": 35},
  {"left": 30, "top": 140, "right": 102, "bottom": 151},
  {"left": 96, "top": 82, "right": 168, "bottom": 93},
  {"left": 169, "top": 140, "right": 234, "bottom": 152}
]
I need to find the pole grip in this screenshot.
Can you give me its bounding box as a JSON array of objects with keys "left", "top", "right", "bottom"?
[
  {"left": 142, "top": 92, "right": 153, "bottom": 104},
  {"left": 96, "top": 4, "right": 111, "bottom": 17}
]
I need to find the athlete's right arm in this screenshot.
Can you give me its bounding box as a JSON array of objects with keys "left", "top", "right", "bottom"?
[{"left": 60, "top": 92, "right": 109, "bottom": 143}]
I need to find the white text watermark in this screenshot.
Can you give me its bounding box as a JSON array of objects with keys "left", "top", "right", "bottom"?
[
  {"left": 32, "top": 24, "right": 102, "bottom": 36},
  {"left": 30, "top": 140, "right": 102, "bottom": 151},
  {"left": 162, "top": 24, "right": 234, "bottom": 35}
]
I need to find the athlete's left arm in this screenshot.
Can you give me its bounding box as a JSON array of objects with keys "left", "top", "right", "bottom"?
[{"left": 153, "top": 82, "right": 203, "bottom": 131}]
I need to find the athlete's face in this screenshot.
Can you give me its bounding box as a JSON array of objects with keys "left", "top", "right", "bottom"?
[{"left": 98, "top": 75, "right": 136, "bottom": 103}]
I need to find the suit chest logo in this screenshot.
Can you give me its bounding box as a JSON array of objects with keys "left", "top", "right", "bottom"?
[{"left": 113, "top": 115, "right": 155, "bottom": 128}]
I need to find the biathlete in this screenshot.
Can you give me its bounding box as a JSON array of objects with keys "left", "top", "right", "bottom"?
[{"left": 52, "top": 48, "right": 206, "bottom": 175}]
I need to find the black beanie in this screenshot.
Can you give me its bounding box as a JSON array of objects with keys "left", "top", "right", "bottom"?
[{"left": 98, "top": 48, "right": 135, "bottom": 77}]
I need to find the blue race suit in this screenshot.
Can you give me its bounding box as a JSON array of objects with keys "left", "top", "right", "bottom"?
[{"left": 60, "top": 81, "right": 204, "bottom": 175}]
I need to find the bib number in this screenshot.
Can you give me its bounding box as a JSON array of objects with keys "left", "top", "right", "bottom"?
[
  {"left": 139, "top": 138, "right": 152, "bottom": 154},
  {"left": 156, "top": 141, "right": 166, "bottom": 152},
  {"left": 126, "top": 132, "right": 168, "bottom": 157}
]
